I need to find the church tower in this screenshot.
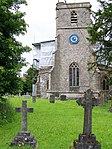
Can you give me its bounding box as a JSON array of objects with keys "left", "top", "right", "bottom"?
[
  {"left": 50, "top": 2, "right": 98, "bottom": 98},
  {"left": 32, "top": 1, "right": 110, "bottom": 99}
]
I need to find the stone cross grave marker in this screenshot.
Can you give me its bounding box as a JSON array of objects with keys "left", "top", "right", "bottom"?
[
  {"left": 16, "top": 100, "right": 33, "bottom": 131},
  {"left": 11, "top": 100, "right": 37, "bottom": 148},
  {"left": 77, "top": 89, "right": 98, "bottom": 135},
  {"left": 73, "top": 89, "right": 101, "bottom": 149}
]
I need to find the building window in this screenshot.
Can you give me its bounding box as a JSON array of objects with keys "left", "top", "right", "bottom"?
[
  {"left": 69, "top": 63, "right": 79, "bottom": 87},
  {"left": 102, "top": 76, "right": 109, "bottom": 90},
  {"left": 33, "top": 59, "right": 39, "bottom": 69},
  {"left": 71, "top": 10, "right": 77, "bottom": 23},
  {"left": 47, "top": 80, "right": 49, "bottom": 90}
]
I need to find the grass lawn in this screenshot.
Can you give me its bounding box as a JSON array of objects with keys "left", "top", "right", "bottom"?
[{"left": 0, "top": 97, "right": 112, "bottom": 149}]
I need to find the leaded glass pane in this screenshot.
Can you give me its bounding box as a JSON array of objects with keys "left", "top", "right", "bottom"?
[
  {"left": 69, "top": 63, "right": 79, "bottom": 87},
  {"left": 69, "top": 67, "right": 72, "bottom": 86}
]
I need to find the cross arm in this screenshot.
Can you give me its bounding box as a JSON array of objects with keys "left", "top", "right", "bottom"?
[
  {"left": 92, "top": 98, "right": 99, "bottom": 106},
  {"left": 27, "top": 108, "right": 33, "bottom": 113},
  {"left": 76, "top": 98, "right": 85, "bottom": 106},
  {"left": 16, "top": 108, "right": 21, "bottom": 112}
]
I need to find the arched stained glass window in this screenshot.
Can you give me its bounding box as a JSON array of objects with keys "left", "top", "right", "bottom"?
[
  {"left": 69, "top": 63, "right": 79, "bottom": 87},
  {"left": 101, "top": 76, "right": 109, "bottom": 90}
]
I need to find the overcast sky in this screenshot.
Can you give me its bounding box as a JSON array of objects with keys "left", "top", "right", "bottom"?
[{"left": 19, "top": 0, "right": 99, "bottom": 73}]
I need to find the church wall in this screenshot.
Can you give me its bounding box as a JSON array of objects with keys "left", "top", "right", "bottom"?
[
  {"left": 51, "top": 35, "right": 61, "bottom": 91},
  {"left": 51, "top": 51, "right": 61, "bottom": 91},
  {"left": 39, "top": 70, "right": 49, "bottom": 98},
  {"left": 57, "top": 29, "right": 91, "bottom": 92}
]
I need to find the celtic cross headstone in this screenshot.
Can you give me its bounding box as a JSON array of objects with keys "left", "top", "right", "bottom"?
[
  {"left": 73, "top": 89, "right": 101, "bottom": 149},
  {"left": 10, "top": 100, "right": 37, "bottom": 148}
]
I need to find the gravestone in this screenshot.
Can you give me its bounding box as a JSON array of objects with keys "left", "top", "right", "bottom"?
[
  {"left": 49, "top": 94, "right": 55, "bottom": 103},
  {"left": 54, "top": 92, "right": 59, "bottom": 98},
  {"left": 98, "top": 91, "right": 106, "bottom": 106},
  {"left": 18, "top": 93, "right": 22, "bottom": 98},
  {"left": 72, "top": 89, "right": 101, "bottom": 149},
  {"left": 60, "top": 95, "right": 66, "bottom": 101},
  {"left": 23, "top": 92, "right": 31, "bottom": 99},
  {"left": 10, "top": 100, "right": 37, "bottom": 148},
  {"left": 32, "top": 96, "right": 37, "bottom": 103}
]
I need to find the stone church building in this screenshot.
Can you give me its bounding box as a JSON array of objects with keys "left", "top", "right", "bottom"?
[{"left": 32, "top": 2, "right": 110, "bottom": 99}]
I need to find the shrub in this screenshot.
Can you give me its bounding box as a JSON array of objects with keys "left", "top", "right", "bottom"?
[{"left": 0, "top": 97, "right": 15, "bottom": 126}]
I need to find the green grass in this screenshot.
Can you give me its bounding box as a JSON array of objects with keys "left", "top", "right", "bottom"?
[{"left": 0, "top": 97, "right": 112, "bottom": 149}]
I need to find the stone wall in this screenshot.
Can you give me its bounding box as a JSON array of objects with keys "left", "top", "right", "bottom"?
[{"left": 39, "top": 69, "right": 50, "bottom": 98}]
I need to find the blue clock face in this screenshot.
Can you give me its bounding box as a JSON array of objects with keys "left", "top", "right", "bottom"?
[{"left": 69, "top": 34, "right": 79, "bottom": 44}]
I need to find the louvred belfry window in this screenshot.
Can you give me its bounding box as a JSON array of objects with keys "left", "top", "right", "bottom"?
[{"left": 71, "top": 10, "right": 77, "bottom": 23}]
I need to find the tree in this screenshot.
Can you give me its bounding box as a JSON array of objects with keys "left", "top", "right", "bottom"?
[
  {"left": 0, "top": 0, "right": 31, "bottom": 96},
  {"left": 88, "top": 0, "right": 112, "bottom": 84},
  {"left": 88, "top": 0, "right": 112, "bottom": 66},
  {"left": 22, "top": 66, "right": 38, "bottom": 95}
]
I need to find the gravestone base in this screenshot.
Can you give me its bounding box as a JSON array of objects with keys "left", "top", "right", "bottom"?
[
  {"left": 73, "top": 134, "right": 101, "bottom": 149},
  {"left": 11, "top": 131, "right": 37, "bottom": 148}
]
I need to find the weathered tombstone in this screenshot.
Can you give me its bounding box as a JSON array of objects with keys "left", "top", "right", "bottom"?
[
  {"left": 8, "top": 95, "right": 14, "bottom": 98},
  {"left": 32, "top": 96, "right": 37, "bottom": 103},
  {"left": 49, "top": 94, "right": 55, "bottom": 103},
  {"left": 72, "top": 89, "right": 101, "bottom": 149},
  {"left": 54, "top": 92, "right": 59, "bottom": 98},
  {"left": 60, "top": 95, "right": 66, "bottom": 101},
  {"left": 18, "top": 93, "right": 21, "bottom": 97},
  {"left": 10, "top": 100, "right": 37, "bottom": 148},
  {"left": 98, "top": 91, "right": 106, "bottom": 106},
  {"left": 23, "top": 92, "right": 31, "bottom": 99}
]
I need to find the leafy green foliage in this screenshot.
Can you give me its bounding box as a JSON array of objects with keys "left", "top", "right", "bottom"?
[
  {"left": 0, "top": 97, "right": 15, "bottom": 126},
  {"left": 0, "top": 0, "right": 31, "bottom": 96},
  {"left": 22, "top": 66, "right": 38, "bottom": 95},
  {"left": 88, "top": 0, "right": 112, "bottom": 66}
]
